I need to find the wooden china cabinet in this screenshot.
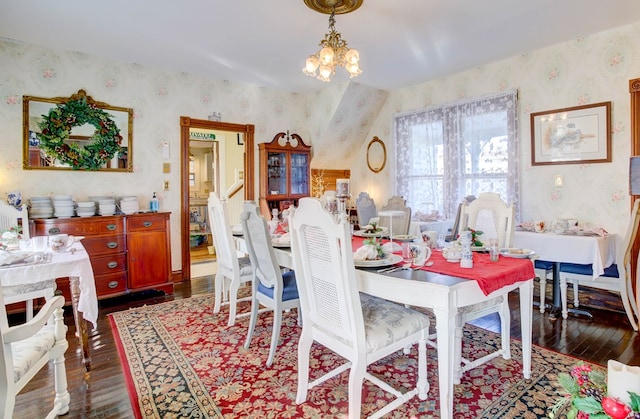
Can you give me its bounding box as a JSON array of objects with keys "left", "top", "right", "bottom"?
[{"left": 259, "top": 132, "right": 311, "bottom": 218}]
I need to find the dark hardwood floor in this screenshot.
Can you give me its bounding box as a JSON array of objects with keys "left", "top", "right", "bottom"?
[{"left": 13, "top": 277, "right": 640, "bottom": 418}]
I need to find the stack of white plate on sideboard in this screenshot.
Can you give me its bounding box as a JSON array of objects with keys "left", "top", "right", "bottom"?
[
  {"left": 119, "top": 196, "right": 139, "bottom": 215},
  {"left": 76, "top": 201, "right": 96, "bottom": 217},
  {"left": 53, "top": 195, "right": 75, "bottom": 218},
  {"left": 97, "top": 198, "right": 116, "bottom": 216},
  {"left": 28, "top": 197, "right": 54, "bottom": 219}
]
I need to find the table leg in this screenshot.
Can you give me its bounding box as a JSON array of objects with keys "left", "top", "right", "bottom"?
[
  {"left": 433, "top": 303, "right": 456, "bottom": 419},
  {"left": 69, "top": 276, "right": 91, "bottom": 371},
  {"left": 548, "top": 262, "right": 593, "bottom": 320}
]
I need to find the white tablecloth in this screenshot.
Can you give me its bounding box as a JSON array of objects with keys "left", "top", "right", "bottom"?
[
  {"left": 0, "top": 242, "right": 98, "bottom": 328},
  {"left": 512, "top": 231, "right": 616, "bottom": 279}
]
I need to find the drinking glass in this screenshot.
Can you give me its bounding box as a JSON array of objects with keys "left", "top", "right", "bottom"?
[{"left": 488, "top": 238, "right": 499, "bottom": 262}]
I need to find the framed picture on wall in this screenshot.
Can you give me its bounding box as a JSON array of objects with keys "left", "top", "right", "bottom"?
[{"left": 530, "top": 101, "right": 611, "bottom": 166}]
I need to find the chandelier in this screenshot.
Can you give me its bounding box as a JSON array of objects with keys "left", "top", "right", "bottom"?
[{"left": 302, "top": 0, "right": 362, "bottom": 82}]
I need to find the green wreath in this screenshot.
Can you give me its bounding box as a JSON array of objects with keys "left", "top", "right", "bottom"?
[{"left": 38, "top": 98, "right": 124, "bottom": 170}]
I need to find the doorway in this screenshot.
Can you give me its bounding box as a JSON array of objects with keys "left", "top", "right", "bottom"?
[{"left": 180, "top": 117, "right": 255, "bottom": 281}]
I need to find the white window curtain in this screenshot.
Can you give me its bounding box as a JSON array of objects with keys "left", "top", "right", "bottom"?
[{"left": 394, "top": 90, "right": 519, "bottom": 220}]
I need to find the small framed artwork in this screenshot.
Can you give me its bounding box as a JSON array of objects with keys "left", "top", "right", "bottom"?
[{"left": 530, "top": 101, "right": 611, "bottom": 166}]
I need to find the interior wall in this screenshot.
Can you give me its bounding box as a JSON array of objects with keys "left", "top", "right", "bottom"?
[
  {"left": 0, "top": 38, "right": 309, "bottom": 271},
  {"left": 354, "top": 21, "right": 640, "bottom": 239}
]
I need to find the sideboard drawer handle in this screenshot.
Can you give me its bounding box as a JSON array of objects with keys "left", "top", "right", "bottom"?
[
  {"left": 143, "top": 221, "right": 153, "bottom": 227},
  {"left": 107, "top": 242, "right": 118, "bottom": 249},
  {"left": 107, "top": 261, "right": 118, "bottom": 269},
  {"left": 106, "top": 224, "right": 117, "bottom": 231},
  {"left": 107, "top": 281, "right": 119, "bottom": 289},
  {"left": 49, "top": 228, "right": 60, "bottom": 235}
]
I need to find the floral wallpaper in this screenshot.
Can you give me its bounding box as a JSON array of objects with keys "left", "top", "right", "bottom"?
[
  {"left": 355, "top": 21, "right": 640, "bottom": 240},
  {"left": 1, "top": 19, "right": 640, "bottom": 271},
  {"left": 0, "top": 38, "right": 383, "bottom": 271}
]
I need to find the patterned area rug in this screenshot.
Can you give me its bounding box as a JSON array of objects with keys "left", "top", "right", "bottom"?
[{"left": 109, "top": 293, "right": 599, "bottom": 418}]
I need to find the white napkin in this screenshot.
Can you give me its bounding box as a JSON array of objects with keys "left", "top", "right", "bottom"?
[
  {"left": 567, "top": 225, "right": 608, "bottom": 236},
  {"left": 272, "top": 232, "right": 290, "bottom": 244},
  {"left": 382, "top": 242, "right": 401, "bottom": 253},
  {"left": 353, "top": 244, "right": 379, "bottom": 261},
  {"left": 0, "top": 250, "right": 33, "bottom": 266}
]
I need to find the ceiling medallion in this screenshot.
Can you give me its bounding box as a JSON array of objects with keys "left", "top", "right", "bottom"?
[
  {"left": 303, "top": 0, "right": 363, "bottom": 15},
  {"left": 302, "top": 0, "right": 363, "bottom": 82}
]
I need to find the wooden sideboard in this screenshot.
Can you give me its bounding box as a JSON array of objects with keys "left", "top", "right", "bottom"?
[{"left": 30, "top": 212, "right": 173, "bottom": 303}]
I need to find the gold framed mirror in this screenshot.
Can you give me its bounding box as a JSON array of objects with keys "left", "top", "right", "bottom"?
[
  {"left": 366, "top": 136, "right": 386, "bottom": 173},
  {"left": 23, "top": 89, "right": 133, "bottom": 171}
]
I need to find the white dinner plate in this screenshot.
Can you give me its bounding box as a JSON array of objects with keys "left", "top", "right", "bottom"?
[
  {"left": 353, "top": 230, "right": 387, "bottom": 238},
  {"left": 499, "top": 248, "right": 536, "bottom": 258},
  {"left": 391, "top": 234, "right": 416, "bottom": 242},
  {"left": 353, "top": 254, "right": 402, "bottom": 268}
]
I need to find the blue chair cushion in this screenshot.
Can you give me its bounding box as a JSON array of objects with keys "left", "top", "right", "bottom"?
[
  {"left": 534, "top": 260, "right": 554, "bottom": 270},
  {"left": 257, "top": 270, "right": 299, "bottom": 301},
  {"left": 558, "top": 262, "right": 619, "bottom": 278}
]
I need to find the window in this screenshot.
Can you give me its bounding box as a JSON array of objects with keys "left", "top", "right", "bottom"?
[{"left": 394, "top": 90, "right": 519, "bottom": 220}]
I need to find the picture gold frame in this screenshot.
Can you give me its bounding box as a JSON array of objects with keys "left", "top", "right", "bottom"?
[
  {"left": 530, "top": 101, "right": 611, "bottom": 166},
  {"left": 23, "top": 89, "right": 133, "bottom": 171}
]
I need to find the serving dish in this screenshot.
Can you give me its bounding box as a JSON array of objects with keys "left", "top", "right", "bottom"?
[
  {"left": 353, "top": 254, "right": 402, "bottom": 268},
  {"left": 391, "top": 234, "right": 416, "bottom": 242}
]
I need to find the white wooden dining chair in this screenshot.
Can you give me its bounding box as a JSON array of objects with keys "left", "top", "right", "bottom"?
[
  {"left": 454, "top": 191, "right": 515, "bottom": 383},
  {"left": 240, "top": 201, "right": 300, "bottom": 367},
  {"left": 290, "top": 197, "right": 429, "bottom": 419},
  {"left": 208, "top": 192, "right": 254, "bottom": 326},
  {"left": 0, "top": 294, "right": 69, "bottom": 418},
  {"left": 0, "top": 201, "right": 38, "bottom": 320},
  {"left": 558, "top": 199, "right": 640, "bottom": 330},
  {"left": 378, "top": 195, "right": 412, "bottom": 236},
  {"left": 355, "top": 192, "right": 377, "bottom": 227},
  {"left": 0, "top": 202, "right": 29, "bottom": 239}
]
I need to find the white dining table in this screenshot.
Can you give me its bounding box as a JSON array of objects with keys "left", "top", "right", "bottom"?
[
  {"left": 512, "top": 230, "right": 616, "bottom": 317},
  {"left": 0, "top": 241, "right": 98, "bottom": 370},
  {"left": 249, "top": 236, "right": 533, "bottom": 419}
]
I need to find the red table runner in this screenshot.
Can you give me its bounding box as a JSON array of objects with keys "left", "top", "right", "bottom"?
[{"left": 351, "top": 237, "right": 535, "bottom": 296}]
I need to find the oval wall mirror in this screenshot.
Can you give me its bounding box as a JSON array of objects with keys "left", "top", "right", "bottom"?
[{"left": 366, "top": 136, "right": 386, "bottom": 173}]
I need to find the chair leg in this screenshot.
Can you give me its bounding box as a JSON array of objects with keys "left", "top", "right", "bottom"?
[
  {"left": 227, "top": 280, "right": 240, "bottom": 326},
  {"left": 347, "top": 360, "right": 366, "bottom": 419},
  {"left": 244, "top": 294, "right": 260, "bottom": 351},
  {"left": 267, "top": 308, "right": 283, "bottom": 367},
  {"left": 213, "top": 271, "right": 225, "bottom": 313},
  {"left": 295, "top": 331, "right": 313, "bottom": 405},
  {"left": 417, "top": 334, "right": 429, "bottom": 400},
  {"left": 573, "top": 280, "right": 580, "bottom": 308},
  {"left": 619, "top": 279, "right": 639, "bottom": 331},
  {"left": 560, "top": 278, "right": 569, "bottom": 319},
  {"left": 52, "top": 353, "right": 70, "bottom": 416},
  {"left": 539, "top": 276, "right": 546, "bottom": 314}
]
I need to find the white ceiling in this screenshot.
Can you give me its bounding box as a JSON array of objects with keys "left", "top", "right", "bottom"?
[{"left": 2, "top": 0, "right": 640, "bottom": 93}]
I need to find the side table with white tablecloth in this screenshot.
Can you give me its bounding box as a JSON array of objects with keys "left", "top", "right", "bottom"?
[
  {"left": 512, "top": 230, "right": 616, "bottom": 317},
  {"left": 0, "top": 241, "right": 98, "bottom": 370}
]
